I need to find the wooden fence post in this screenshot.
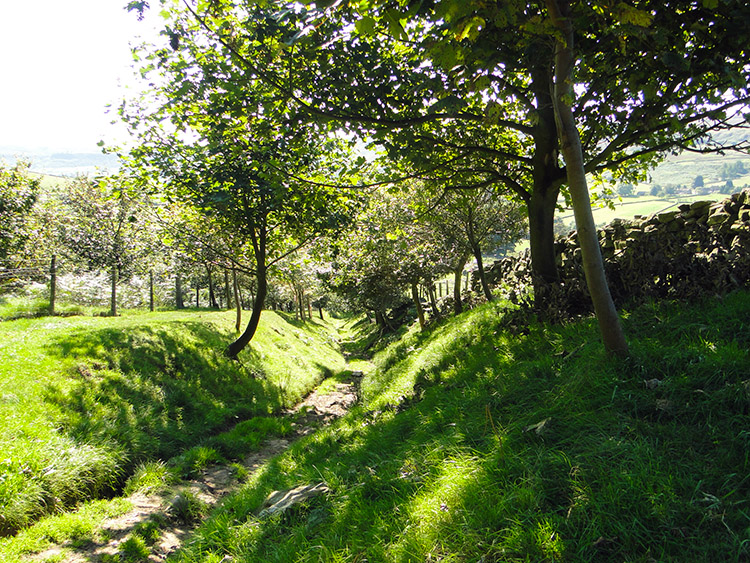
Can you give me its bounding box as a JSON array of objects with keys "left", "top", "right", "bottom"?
[
  {"left": 176, "top": 272, "right": 184, "bottom": 309},
  {"left": 110, "top": 264, "right": 118, "bottom": 317},
  {"left": 49, "top": 255, "right": 56, "bottom": 316},
  {"left": 149, "top": 270, "right": 155, "bottom": 312}
]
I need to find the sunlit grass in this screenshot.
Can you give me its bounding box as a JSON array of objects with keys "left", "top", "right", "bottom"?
[
  {"left": 169, "top": 290, "right": 750, "bottom": 562},
  {"left": 0, "top": 308, "right": 345, "bottom": 537},
  {"left": 0, "top": 498, "right": 133, "bottom": 561}
]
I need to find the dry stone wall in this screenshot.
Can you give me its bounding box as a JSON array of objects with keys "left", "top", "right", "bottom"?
[{"left": 485, "top": 189, "right": 750, "bottom": 316}]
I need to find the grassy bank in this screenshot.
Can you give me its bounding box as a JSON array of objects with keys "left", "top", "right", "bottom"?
[
  {"left": 170, "top": 290, "right": 750, "bottom": 562},
  {"left": 0, "top": 308, "right": 346, "bottom": 536}
]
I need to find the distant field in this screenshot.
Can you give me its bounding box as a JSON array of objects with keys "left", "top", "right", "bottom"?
[
  {"left": 29, "top": 172, "right": 69, "bottom": 189},
  {"left": 649, "top": 150, "right": 750, "bottom": 187},
  {"left": 559, "top": 191, "right": 729, "bottom": 229}
]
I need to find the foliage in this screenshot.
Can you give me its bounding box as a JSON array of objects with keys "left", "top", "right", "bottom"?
[
  {"left": 416, "top": 184, "right": 527, "bottom": 302},
  {"left": 122, "top": 4, "right": 358, "bottom": 353},
  {"left": 151, "top": 0, "right": 750, "bottom": 297},
  {"left": 721, "top": 160, "right": 748, "bottom": 180},
  {"left": 617, "top": 182, "right": 635, "bottom": 197},
  {"left": 325, "top": 188, "right": 422, "bottom": 329},
  {"left": 0, "top": 161, "right": 40, "bottom": 269},
  {"left": 56, "top": 176, "right": 148, "bottom": 279}
]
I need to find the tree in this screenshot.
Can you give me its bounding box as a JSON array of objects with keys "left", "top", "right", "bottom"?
[
  {"left": 0, "top": 160, "right": 39, "bottom": 266},
  {"left": 325, "top": 188, "right": 432, "bottom": 331},
  {"left": 617, "top": 183, "right": 635, "bottom": 197},
  {"left": 693, "top": 175, "right": 705, "bottom": 189},
  {"left": 415, "top": 184, "right": 525, "bottom": 309},
  {"left": 721, "top": 180, "right": 735, "bottom": 195},
  {"left": 122, "top": 11, "right": 356, "bottom": 357},
  {"left": 276, "top": 251, "right": 320, "bottom": 321},
  {"left": 545, "top": 0, "right": 628, "bottom": 355},
  {"left": 57, "top": 176, "right": 147, "bottom": 316}
]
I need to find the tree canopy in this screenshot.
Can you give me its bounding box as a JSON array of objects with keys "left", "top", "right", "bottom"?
[{"left": 123, "top": 0, "right": 750, "bottom": 354}]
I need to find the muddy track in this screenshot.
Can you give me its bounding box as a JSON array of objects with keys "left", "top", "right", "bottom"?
[{"left": 28, "top": 375, "right": 361, "bottom": 563}]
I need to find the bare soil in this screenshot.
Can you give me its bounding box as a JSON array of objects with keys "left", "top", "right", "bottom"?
[{"left": 28, "top": 375, "right": 361, "bottom": 563}]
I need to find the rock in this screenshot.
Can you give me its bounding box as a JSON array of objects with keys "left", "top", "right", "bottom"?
[
  {"left": 657, "top": 210, "right": 679, "bottom": 223},
  {"left": 691, "top": 200, "right": 712, "bottom": 212},
  {"left": 257, "top": 483, "right": 330, "bottom": 518},
  {"left": 707, "top": 211, "right": 731, "bottom": 226}
]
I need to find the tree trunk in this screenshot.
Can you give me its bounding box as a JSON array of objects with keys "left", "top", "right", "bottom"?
[
  {"left": 224, "top": 268, "right": 232, "bottom": 310},
  {"left": 547, "top": 0, "right": 628, "bottom": 356},
  {"left": 226, "top": 226, "right": 268, "bottom": 358},
  {"left": 527, "top": 186, "right": 560, "bottom": 285},
  {"left": 428, "top": 284, "right": 439, "bottom": 318},
  {"left": 374, "top": 309, "right": 386, "bottom": 330},
  {"left": 176, "top": 272, "right": 184, "bottom": 309},
  {"left": 232, "top": 268, "right": 241, "bottom": 333},
  {"left": 528, "top": 57, "right": 565, "bottom": 306},
  {"left": 226, "top": 265, "right": 267, "bottom": 358},
  {"left": 296, "top": 288, "right": 305, "bottom": 321},
  {"left": 411, "top": 282, "right": 426, "bottom": 330},
  {"left": 452, "top": 256, "right": 468, "bottom": 315},
  {"left": 110, "top": 264, "right": 118, "bottom": 317},
  {"left": 472, "top": 243, "right": 493, "bottom": 302},
  {"left": 318, "top": 303, "right": 324, "bottom": 320},
  {"left": 307, "top": 296, "right": 312, "bottom": 320},
  {"left": 149, "top": 270, "right": 155, "bottom": 312},
  {"left": 207, "top": 265, "right": 219, "bottom": 309},
  {"left": 195, "top": 283, "right": 200, "bottom": 308}
]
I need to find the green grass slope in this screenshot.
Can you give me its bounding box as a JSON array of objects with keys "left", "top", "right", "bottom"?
[
  {"left": 0, "top": 309, "right": 346, "bottom": 536},
  {"left": 172, "top": 291, "right": 750, "bottom": 562}
]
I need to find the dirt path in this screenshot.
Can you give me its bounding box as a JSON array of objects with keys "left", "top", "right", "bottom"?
[{"left": 29, "top": 373, "right": 362, "bottom": 563}]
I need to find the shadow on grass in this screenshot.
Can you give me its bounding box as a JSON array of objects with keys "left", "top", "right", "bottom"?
[
  {"left": 41, "top": 321, "right": 286, "bottom": 469},
  {"left": 176, "top": 292, "right": 750, "bottom": 562}
]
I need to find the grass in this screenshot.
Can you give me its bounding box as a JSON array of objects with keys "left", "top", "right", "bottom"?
[
  {"left": 0, "top": 307, "right": 347, "bottom": 538},
  {"left": 166, "top": 290, "right": 750, "bottom": 562},
  {"left": 0, "top": 498, "right": 134, "bottom": 562},
  {"left": 559, "top": 191, "right": 729, "bottom": 229},
  {"left": 0, "top": 295, "right": 86, "bottom": 321}
]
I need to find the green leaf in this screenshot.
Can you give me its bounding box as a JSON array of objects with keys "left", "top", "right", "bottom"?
[
  {"left": 614, "top": 3, "right": 654, "bottom": 27},
  {"left": 455, "top": 16, "right": 485, "bottom": 42},
  {"left": 354, "top": 16, "right": 377, "bottom": 36}
]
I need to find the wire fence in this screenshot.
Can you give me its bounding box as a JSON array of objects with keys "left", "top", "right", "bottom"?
[
  {"left": 0, "top": 256, "right": 254, "bottom": 316},
  {"left": 2, "top": 255, "right": 477, "bottom": 319}
]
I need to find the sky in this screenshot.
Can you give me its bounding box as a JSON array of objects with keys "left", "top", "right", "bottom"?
[{"left": 0, "top": 0, "right": 161, "bottom": 154}]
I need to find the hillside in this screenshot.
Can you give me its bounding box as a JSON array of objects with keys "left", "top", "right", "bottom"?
[
  {"left": 89, "top": 291, "right": 750, "bottom": 562},
  {"left": 0, "top": 308, "right": 349, "bottom": 541}
]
